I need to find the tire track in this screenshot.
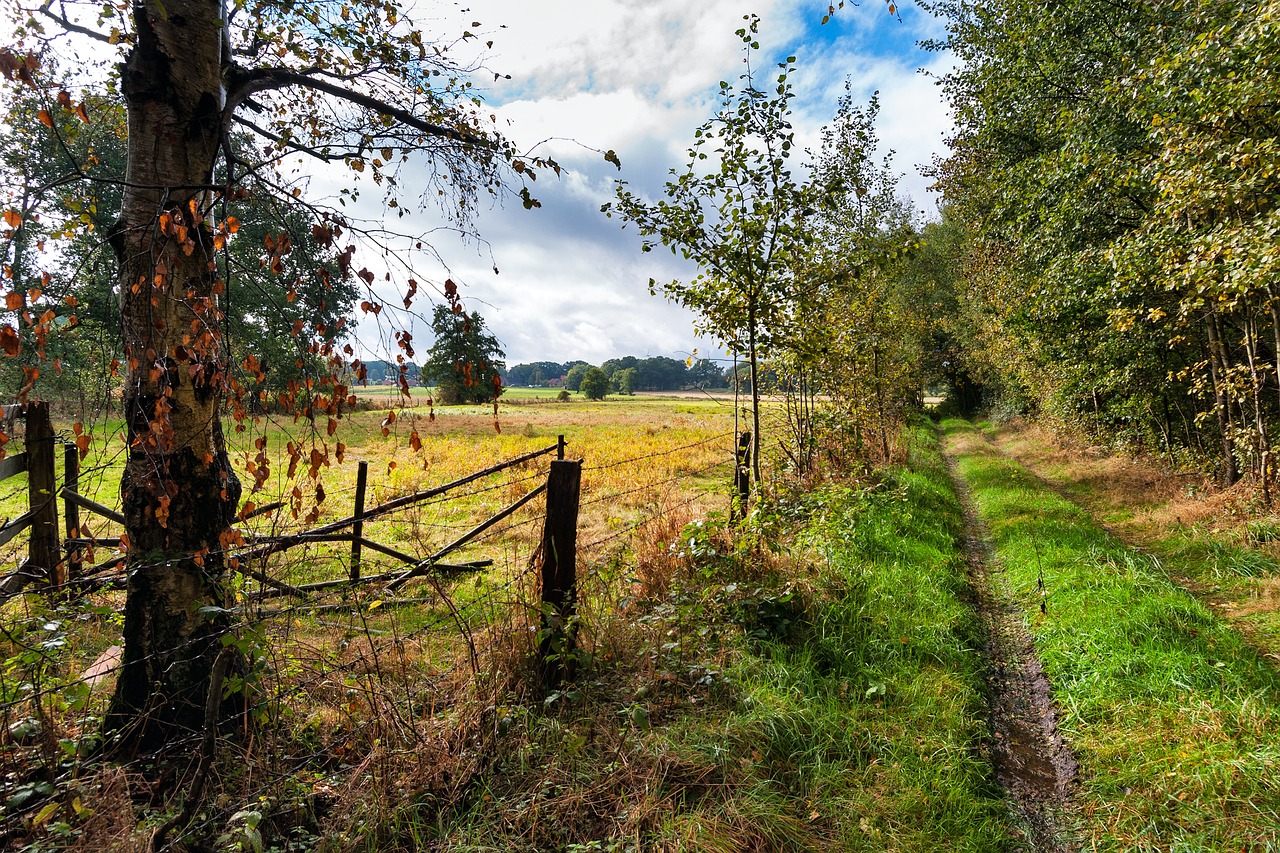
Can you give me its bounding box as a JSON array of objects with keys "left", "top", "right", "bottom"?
[{"left": 944, "top": 445, "right": 1078, "bottom": 852}]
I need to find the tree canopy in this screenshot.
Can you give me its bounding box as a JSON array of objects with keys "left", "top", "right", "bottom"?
[
  {"left": 927, "top": 0, "right": 1280, "bottom": 488},
  {"left": 579, "top": 366, "right": 610, "bottom": 400},
  {"left": 422, "top": 304, "right": 506, "bottom": 405}
]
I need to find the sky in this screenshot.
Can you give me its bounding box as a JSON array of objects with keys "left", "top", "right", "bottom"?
[
  {"left": 363, "top": 0, "right": 956, "bottom": 368},
  {"left": 4, "top": 0, "right": 954, "bottom": 371}
]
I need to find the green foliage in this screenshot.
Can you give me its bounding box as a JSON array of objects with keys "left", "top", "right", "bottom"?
[
  {"left": 578, "top": 366, "right": 609, "bottom": 400},
  {"left": 0, "top": 93, "right": 361, "bottom": 409},
  {"left": 421, "top": 305, "right": 505, "bottom": 405},
  {"left": 930, "top": 0, "right": 1280, "bottom": 479},
  {"left": 687, "top": 357, "right": 728, "bottom": 389},
  {"left": 612, "top": 367, "right": 637, "bottom": 396},
  {"left": 564, "top": 363, "right": 591, "bottom": 391}
]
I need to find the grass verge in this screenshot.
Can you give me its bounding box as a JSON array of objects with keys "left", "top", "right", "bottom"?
[
  {"left": 944, "top": 418, "right": 1280, "bottom": 850},
  {"left": 984, "top": 419, "right": 1280, "bottom": 662}
]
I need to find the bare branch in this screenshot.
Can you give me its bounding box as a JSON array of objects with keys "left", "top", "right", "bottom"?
[
  {"left": 37, "top": 0, "right": 114, "bottom": 44},
  {"left": 227, "top": 66, "right": 487, "bottom": 147},
  {"left": 232, "top": 115, "right": 345, "bottom": 163}
]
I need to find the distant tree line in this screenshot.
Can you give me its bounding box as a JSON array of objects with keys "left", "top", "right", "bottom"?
[
  {"left": 502, "top": 356, "right": 730, "bottom": 393},
  {"left": 504, "top": 361, "right": 588, "bottom": 387}
]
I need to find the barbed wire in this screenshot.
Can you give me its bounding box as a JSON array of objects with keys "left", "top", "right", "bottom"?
[
  {"left": 578, "top": 455, "right": 732, "bottom": 512},
  {"left": 581, "top": 430, "right": 734, "bottom": 472},
  {"left": 580, "top": 484, "right": 726, "bottom": 553}
]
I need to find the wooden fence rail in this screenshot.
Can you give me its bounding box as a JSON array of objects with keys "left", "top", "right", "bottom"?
[
  {"left": 2, "top": 417, "right": 585, "bottom": 680},
  {"left": 4, "top": 421, "right": 570, "bottom": 599}
]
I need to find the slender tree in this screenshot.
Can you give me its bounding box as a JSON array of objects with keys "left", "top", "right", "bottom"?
[{"left": 605, "top": 15, "right": 809, "bottom": 493}]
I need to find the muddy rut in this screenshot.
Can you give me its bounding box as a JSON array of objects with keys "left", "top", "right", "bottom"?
[{"left": 945, "top": 453, "right": 1078, "bottom": 852}]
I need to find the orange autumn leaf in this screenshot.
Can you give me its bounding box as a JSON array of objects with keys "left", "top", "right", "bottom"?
[
  {"left": 0, "top": 326, "right": 20, "bottom": 356},
  {"left": 37, "top": 109, "right": 52, "bottom": 128},
  {"left": 2, "top": 210, "right": 19, "bottom": 228}
]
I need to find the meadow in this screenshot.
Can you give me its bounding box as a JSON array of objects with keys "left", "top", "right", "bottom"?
[{"left": 0, "top": 389, "right": 750, "bottom": 850}]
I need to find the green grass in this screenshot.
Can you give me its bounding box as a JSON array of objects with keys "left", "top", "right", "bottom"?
[
  {"left": 646, "top": 420, "right": 1013, "bottom": 850},
  {"left": 944, "top": 418, "right": 1280, "bottom": 850},
  {"left": 391, "top": 420, "right": 1014, "bottom": 851}
]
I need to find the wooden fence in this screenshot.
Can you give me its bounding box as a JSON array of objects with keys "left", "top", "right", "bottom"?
[
  {"left": 0, "top": 409, "right": 583, "bottom": 678},
  {"left": 0, "top": 402, "right": 63, "bottom": 594}
]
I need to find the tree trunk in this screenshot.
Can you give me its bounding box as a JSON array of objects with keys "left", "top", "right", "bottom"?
[
  {"left": 1242, "top": 310, "right": 1270, "bottom": 498},
  {"left": 873, "top": 343, "right": 890, "bottom": 463},
  {"left": 747, "top": 293, "right": 762, "bottom": 489},
  {"left": 103, "top": 0, "right": 243, "bottom": 754},
  {"left": 1205, "top": 310, "right": 1239, "bottom": 487}
]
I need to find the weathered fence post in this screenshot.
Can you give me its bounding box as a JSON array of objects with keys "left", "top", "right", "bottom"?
[
  {"left": 557, "top": 434, "right": 566, "bottom": 460},
  {"left": 732, "top": 430, "right": 751, "bottom": 520},
  {"left": 25, "top": 402, "right": 61, "bottom": 589},
  {"left": 63, "top": 443, "right": 82, "bottom": 581},
  {"left": 350, "top": 460, "right": 368, "bottom": 582},
  {"left": 539, "top": 456, "right": 581, "bottom": 688}
]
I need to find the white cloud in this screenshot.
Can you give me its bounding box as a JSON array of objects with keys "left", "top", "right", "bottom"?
[{"left": 344, "top": 0, "right": 954, "bottom": 365}]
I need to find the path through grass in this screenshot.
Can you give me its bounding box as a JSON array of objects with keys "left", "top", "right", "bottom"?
[{"left": 944, "top": 419, "right": 1280, "bottom": 850}]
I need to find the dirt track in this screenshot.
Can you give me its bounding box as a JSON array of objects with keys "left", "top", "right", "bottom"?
[{"left": 944, "top": 438, "right": 1078, "bottom": 852}]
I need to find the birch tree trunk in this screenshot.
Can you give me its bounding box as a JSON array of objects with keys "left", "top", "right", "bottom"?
[{"left": 103, "top": 0, "right": 243, "bottom": 753}]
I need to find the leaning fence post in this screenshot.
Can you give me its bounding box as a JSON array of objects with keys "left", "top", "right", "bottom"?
[
  {"left": 63, "top": 443, "right": 82, "bottom": 582},
  {"left": 539, "top": 457, "right": 581, "bottom": 688},
  {"left": 25, "top": 402, "right": 61, "bottom": 590},
  {"left": 557, "top": 434, "right": 565, "bottom": 460},
  {"left": 350, "top": 460, "right": 368, "bottom": 582}
]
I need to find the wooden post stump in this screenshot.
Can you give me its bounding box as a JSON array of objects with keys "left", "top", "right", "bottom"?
[
  {"left": 350, "top": 460, "right": 368, "bottom": 582},
  {"left": 539, "top": 458, "right": 581, "bottom": 688},
  {"left": 733, "top": 430, "right": 751, "bottom": 521},
  {"left": 25, "top": 402, "right": 61, "bottom": 589},
  {"left": 63, "top": 443, "right": 82, "bottom": 582}
]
